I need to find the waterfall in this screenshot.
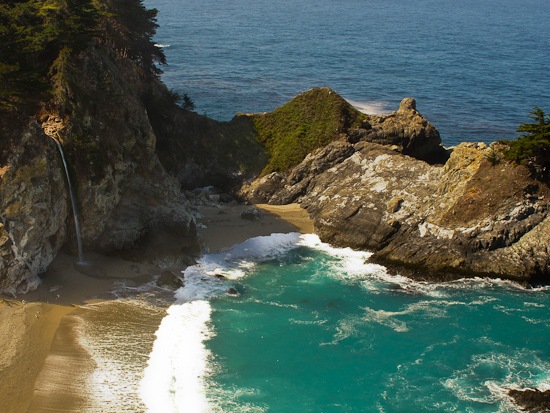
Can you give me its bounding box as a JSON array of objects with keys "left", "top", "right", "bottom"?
[{"left": 50, "top": 135, "right": 84, "bottom": 264}]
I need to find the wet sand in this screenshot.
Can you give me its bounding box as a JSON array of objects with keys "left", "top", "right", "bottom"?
[
  {"left": 0, "top": 203, "right": 313, "bottom": 412},
  {"left": 196, "top": 203, "right": 314, "bottom": 252}
]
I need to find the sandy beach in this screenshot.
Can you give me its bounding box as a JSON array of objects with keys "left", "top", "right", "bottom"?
[{"left": 0, "top": 203, "right": 313, "bottom": 412}]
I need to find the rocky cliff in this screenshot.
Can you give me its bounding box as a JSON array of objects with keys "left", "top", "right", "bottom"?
[
  {"left": 0, "top": 61, "right": 194, "bottom": 293},
  {"left": 239, "top": 92, "right": 550, "bottom": 285},
  {"left": 0, "top": 119, "right": 68, "bottom": 294},
  {"left": 0, "top": 48, "right": 195, "bottom": 293},
  {"left": 2, "top": 53, "right": 548, "bottom": 293}
]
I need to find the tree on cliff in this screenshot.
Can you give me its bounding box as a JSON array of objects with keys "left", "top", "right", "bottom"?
[
  {"left": 92, "top": 0, "right": 166, "bottom": 76},
  {"left": 0, "top": 0, "right": 98, "bottom": 109},
  {"left": 0, "top": 0, "right": 165, "bottom": 111},
  {"left": 504, "top": 107, "right": 550, "bottom": 181}
]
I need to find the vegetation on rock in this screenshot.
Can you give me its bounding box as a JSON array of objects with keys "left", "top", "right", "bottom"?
[
  {"left": 249, "top": 87, "right": 366, "bottom": 175},
  {"left": 502, "top": 106, "right": 550, "bottom": 181},
  {"left": 0, "top": 0, "right": 164, "bottom": 111}
]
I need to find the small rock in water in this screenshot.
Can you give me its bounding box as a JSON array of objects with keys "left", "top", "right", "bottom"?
[
  {"left": 227, "top": 287, "right": 239, "bottom": 296},
  {"left": 156, "top": 270, "right": 184, "bottom": 289}
]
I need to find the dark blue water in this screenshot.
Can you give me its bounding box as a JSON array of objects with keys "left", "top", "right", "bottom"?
[
  {"left": 141, "top": 234, "right": 550, "bottom": 413},
  {"left": 145, "top": 0, "right": 550, "bottom": 146}
]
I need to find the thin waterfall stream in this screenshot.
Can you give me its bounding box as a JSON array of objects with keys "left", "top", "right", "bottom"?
[{"left": 50, "top": 135, "right": 84, "bottom": 264}]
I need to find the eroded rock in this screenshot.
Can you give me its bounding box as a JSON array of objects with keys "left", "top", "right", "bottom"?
[
  {"left": 156, "top": 270, "right": 184, "bottom": 290},
  {"left": 240, "top": 134, "right": 550, "bottom": 284}
]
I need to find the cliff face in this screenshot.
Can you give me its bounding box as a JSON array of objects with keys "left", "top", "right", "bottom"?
[
  {"left": 0, "top": 43, "right": 199, "bottom": 293},
  {"left": 0, "top": 120, "right": 67, "bottom": 294},
  {"left": 239, "top": 94, "right": 550, "bottom": 285},
  {"left": 48, "top": 45, "right": 198, "bottom": 256},
  {"left": 148, "top": 103, "right": 267, "bottom": 190}
]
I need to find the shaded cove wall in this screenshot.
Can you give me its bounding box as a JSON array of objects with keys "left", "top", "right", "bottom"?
[
  {"left": 0, "top": 120, "right": 68, "bottom": 294},
  {"left": 0, "top": 45, "right": 199, "bottom": 293}
]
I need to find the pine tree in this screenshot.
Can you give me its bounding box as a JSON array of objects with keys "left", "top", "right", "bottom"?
[
  {"left": 505, "top": 106, "right": 550, "bottom": 181},
  {"left": 0, "top": 0, "right": 164, "bottom": 111}
]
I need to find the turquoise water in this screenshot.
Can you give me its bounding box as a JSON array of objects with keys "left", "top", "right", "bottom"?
[
  {"left": 144, "top": 0, "right": 550, "bottom": 146},
  {"left": 140, "top": 234, "right": 550, "bottom": 412}
]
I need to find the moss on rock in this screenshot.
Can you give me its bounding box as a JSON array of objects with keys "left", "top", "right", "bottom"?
[{"left": 249, "top": 87, "right": 365, "bottom": 175}]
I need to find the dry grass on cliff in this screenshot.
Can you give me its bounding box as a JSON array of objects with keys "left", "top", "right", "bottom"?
[{"left": 440, "top": 159, "right": 550, "bottom": 226}]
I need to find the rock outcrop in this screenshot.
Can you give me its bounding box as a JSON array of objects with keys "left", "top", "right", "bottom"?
[
  {"left": 0, "top": 44, "right": 200, "bottom": 293},
  {"left": 509, "top": 388, "right": 550, "bottom": 412},
  {"left": 0, "top": 121, "right": 68, "bottom": 294},
  {"left": 348, "top": 97, "right": 449, "bottom": 164},
  {"left": 239, "top": 97, "right": 550, "bottom": 285}
]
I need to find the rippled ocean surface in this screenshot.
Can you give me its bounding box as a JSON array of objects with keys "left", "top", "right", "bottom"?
[
  {"left": 145, "top": 0, "right": 550, "bottom": 146},
  {"left": 139, "top": 234, "right": 550, "bottom": 413}
]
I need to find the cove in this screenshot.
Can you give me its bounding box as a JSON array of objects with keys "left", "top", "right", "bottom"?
[{"left": 141, "top": 234, "right": 550, "bottom": 412}]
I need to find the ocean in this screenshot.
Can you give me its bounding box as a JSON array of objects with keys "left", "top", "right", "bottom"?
[
  {"left": 70, "top": 1, "right": 550, "bottom": 411},
  {"left": 144, "top": 0, "right": 550, "bottom": 147},
  {"left": 134, "top": 233, "right": 549, "bottom": 412},
  {"left": 68, "top": 233, "right": 550, "bottom": 412}
]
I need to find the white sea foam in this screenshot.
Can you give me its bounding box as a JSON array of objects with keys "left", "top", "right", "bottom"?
[
  {"left": 345, "top": 98, "right": 392, "bottom": 115},
  {"left": 140, "top": 233, "right": 306, "bottom": 412},
  {"left": 221, "top": 232, "right": 302, "bottom": 264},
  {"left": 363, "top": 307, "right": 410, "bottom": 332},
  {"left": 443, "top": 350, "right": 550, "bottom": 411},
  {"left": 175, "top": 233, "right": 304, "bottom": 302},
  {"left": 74, "top": 299, "right": 167, "bottom": 412},
  {"left": 298, "top": 233, "right": 385, "bottom": 279},
  {"left": 140, "top": 300, "right": 213, "bottom": 413}
]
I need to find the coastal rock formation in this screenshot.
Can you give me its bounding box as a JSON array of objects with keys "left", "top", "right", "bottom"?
[
  {"left": 156, "top": 270, "right": 184, "bottom": 290},
  {"left": 0, "top": 121, "right": 68, "bottom": 294},
  {"left": 47, "top": 45, "right": 200, "bottom": 258},
  {"left": 348, "top": 97, "right": 449, "bottom": 164},
  {"left": 239, "top": 96, "right": 550, "bottom": 285},
  {"left": 509, "top": 389, "right": 550, "bottom": 412},
  {"left": 0, "top": 47, "right": 199, "bottom": 293}
]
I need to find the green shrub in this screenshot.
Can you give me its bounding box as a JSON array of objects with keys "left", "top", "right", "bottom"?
[{"left": 502, "top": 107, "right": 549, "bottom": 181}]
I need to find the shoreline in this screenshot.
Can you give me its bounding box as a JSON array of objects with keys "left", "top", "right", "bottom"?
[
  {"left": 195, "top": 203, "right": 313, "bottom": 253},
  {"left": 0, "top": 203, "right": 313, "bottom": 412}
]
